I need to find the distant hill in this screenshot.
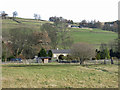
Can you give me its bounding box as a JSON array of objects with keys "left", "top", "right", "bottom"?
[{"left": 2, "top": 18, "right": 118, "bottom": 48}]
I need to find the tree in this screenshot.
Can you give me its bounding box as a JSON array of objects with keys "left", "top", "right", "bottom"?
[
  {"left": 95, "top": 21, "right": 103, "bottom": 29},
  {"left": 96, "top": 50, "right": 101, "bottom": 60},
  {"left": 48, "top": 50, "right": 53, "bottom": 57},
  {"left": 108, "top": 39, "right": 120, "bottom": 59},
  {"left": 105, "top": 48, "right": 110, "bottom": 59},
  {"left": 38, "top": 48, "right": 47, "bottom": 57},
  {"left": 13, "top": 11, "right": 18, "bottom": 19},
  {"left": 110, "top": 49, "right": 114, "bottom": 64},
  {"left": 2, "top": 41, "right": 13, "bottom": 62},
  {"left": 71, "top": 42, "right": 95, "bottom": 65},
  {"left": 34, "top": 14, "right": 37, "bottom": 19},
  {"left": 54, "top": 19, "right": 74, "bottom": 49},
  {"left": 99, "top": 43, "right": 107, "bottom": 59},
  {"left": 40, "top": 23, "right": 59, "bottom": 49},
  {"left": 9, "top": 27, "right": 34, "bottom": 58},
  {"left": 0, "top": 11, "right": 8, "bottom": 19},
  {"left": 99, "top": 43, "right": 111, "bottom": 64},
  {"left": 41, "top": 19, "right": 73, "bottom": 49},
  {"left": 34, "top": 14, "right": 41, "bottom": 20}
]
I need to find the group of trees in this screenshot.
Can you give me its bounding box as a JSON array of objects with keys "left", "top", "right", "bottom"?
[
  {"left": 49, "top": 16, "right": 73, "bottom": 24},
  {"left": 34, "top": 13, "right": 41, "bottom": 20},
  {"left": 0, "top": 11, "right": 8, "bottom": 19},
  {"left": 96, "top": 43, "right": 110, "bottom": 60},
  {"left": 102, "top": 21, "right": 118, "bottom": 32},
  {"left": 79, "top": 20, "right": 102, "bottom": 29},
  {"left": 0, "top": 11, "right": 18, "bottom": 19},
  {"left": 79, "top": 20, "right": 118, "bottom": 32},
  {"left": 95, "top": 39, "right": 120, "bottom": 64},
  {"left": 38, "top": 48, "right": 53, "bottom": 57},
  {"left": 2, "top": 27, "right": 51, "bottom": 61}
]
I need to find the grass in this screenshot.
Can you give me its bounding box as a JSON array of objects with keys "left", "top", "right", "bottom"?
[
  {"left": 69, "top": 28, "right": 117, "bottom": 48},
  {"left": 71, "top": 31, "right": 117, "bottom": 44},
  {"left": 2, "top": 63, "right": 118, "bottom": 88}
]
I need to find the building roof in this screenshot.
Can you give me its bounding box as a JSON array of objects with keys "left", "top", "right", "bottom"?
[
  {"left": 51, "top": 49, "right": 70, "bottom": 54},
  {"left": 37, "top": 57, "right": 51, "bottom": 59}
]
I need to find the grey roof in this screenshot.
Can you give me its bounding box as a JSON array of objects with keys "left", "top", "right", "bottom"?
[
  {"left": 51, "top": 49, "right": 70, "bottom": 54},
  {"left": 37, "top": 57, "right": 51, "bottom": 59}
]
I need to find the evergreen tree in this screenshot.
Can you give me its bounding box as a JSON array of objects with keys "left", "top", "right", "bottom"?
[
  {"left": 38, "top": 48, "right": 47, "bottom": 57},
  {"left": 48, "top": 50, "right": 53, "bottom": 57}
]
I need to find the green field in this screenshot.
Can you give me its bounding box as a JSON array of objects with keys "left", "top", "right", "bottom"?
[
  {"left": 2, "top": 63, "right": 118, "bottom": 88},
  {"left": 2, "top": 18, "right": 118, "bottom": 48},
  {"left": 70, "top": 28, "right": 117, "bottom": 44}
]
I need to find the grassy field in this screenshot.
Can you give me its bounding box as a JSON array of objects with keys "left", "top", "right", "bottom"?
[
  {"left": 70, "top": 29, "right": 117, "bottom": 44},
  {"left": 2, "top": 63, "right": 118, "bottom": 88},
  {"left": 2, "top": 18, "right": 118, "bottom": 48}
]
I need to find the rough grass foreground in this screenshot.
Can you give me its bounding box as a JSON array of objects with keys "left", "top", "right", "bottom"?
[{"left": 2, "top": 63, "right": 118, "bottom": 88}]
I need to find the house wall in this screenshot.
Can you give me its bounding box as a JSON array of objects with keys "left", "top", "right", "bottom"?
[
  {"left": 44, "top": 59, "right": 48, "bottom": 63},
  {"left": 53, "top": 53, "right": 68, "bottom": 59}
]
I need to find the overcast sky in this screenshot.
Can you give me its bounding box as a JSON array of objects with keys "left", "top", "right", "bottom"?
[{"left": 0, "top": 0, "right": 119, "bottom": 22}]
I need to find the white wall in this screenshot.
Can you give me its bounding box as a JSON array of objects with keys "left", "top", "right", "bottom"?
[{"left": 53, "top": 53, "right": 68, "bottom": 59}]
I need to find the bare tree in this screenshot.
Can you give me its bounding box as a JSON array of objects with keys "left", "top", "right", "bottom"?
[
  {"left": 34, "top": 14, "right": 37, "bottom": 20},
  {"left": 13, "top": 11, "right": 18, "bottom": 19},
  {"left": 34, "top": 14, "right": 41, "bottom": 20},
  {"left": 71, "top": 42, "right": 95, "bottom": 65}
]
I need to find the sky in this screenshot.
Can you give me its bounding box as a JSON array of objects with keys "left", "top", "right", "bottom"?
[{"left": 0, "top": 0, "right": 120, "bottom": 22}]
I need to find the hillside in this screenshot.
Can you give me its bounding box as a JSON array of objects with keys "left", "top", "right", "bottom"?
[
  {"left": 2, "top": 18, "right": 118, "bottom": 48},
  {"left": 69, "top": 28, "right": 117, "bottom": 47}
]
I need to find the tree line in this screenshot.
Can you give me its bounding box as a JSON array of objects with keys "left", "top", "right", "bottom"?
[
  {"left": 79, "top": 20, "right": 118, "bottom": 32},
  {"left": 49, "top": 16, "right": 118, "bottom": 32}
]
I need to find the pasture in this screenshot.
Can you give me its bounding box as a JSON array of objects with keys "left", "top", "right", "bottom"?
[{"left": 2, "top": 63, "right": 118, "bottom": 88}]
